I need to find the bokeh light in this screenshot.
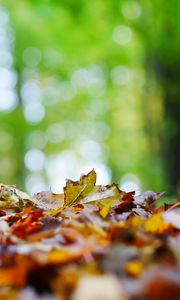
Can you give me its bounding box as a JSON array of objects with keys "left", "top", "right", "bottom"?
[
  {"left": 0, "top": 0, "right": 178, "bottom": 194},
  {"left": 112, "top": 25, "right": 133, "bottom": 45}
]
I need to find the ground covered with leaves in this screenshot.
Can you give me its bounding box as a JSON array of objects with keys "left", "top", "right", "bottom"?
[{"left": 0, "top": 170, "right": 180, "bottom": 300}]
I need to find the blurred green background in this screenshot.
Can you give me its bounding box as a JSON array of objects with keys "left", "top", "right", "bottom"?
[{"left": 0, "top": 0, "right": 179, "bottom": 195}]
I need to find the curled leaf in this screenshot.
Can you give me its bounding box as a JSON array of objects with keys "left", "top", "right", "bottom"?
[
  {"left": 33, "top": 191, "right": 64, "bottom": 211},
  {"left": 79, "top": 183, "right": 122, "bottom": 218},
  {"left": 134, "top": 191, "right": 165, "bottom": 209},
  {"left": 0, "top": 183, "right": 32, "bottom": 210},
  {"left": 81, "top": 184, "right": 121, "bottom": 206}
]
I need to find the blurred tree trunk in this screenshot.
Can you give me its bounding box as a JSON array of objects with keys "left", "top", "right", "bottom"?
[
  {"left": 143, "top": 0, "right": 180, "bottom": 192},
  {"left": 155, "top": 59, "right": 180, "bottom": 192}
]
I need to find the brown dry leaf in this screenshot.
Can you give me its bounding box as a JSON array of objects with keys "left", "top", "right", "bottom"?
[{"left": 134, "top": 191, "right": 165, "bottom": 209}]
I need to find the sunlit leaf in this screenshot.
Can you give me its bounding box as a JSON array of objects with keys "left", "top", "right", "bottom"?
[
  {"left": 64, "top": 169, "right": 96, "bottom": 206},
  {"left": 81, "top": 183, "right": 121, "bottom": 205},
  {"left": 100, "top": 201, "right": 113, "bottom": 218},
  {"left": 0, "top": 184, "right": 32, "bottom": 210}
]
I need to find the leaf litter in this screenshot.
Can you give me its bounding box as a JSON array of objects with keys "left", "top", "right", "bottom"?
[{"left": 0, "top": 170, "right": 179, "bottom": 300}]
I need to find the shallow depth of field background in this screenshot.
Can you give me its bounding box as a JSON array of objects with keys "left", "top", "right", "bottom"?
[{"left": 0, "top": 0, "right": 179, "bottom": 195}]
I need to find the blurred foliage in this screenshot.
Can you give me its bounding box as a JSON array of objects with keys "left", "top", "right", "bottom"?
[{"left": 0, "top": 0, "right": 179, "bottom": 194}]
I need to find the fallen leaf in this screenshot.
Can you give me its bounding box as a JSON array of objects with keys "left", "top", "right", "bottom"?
[
  {"left": 0, "top": 184, "right": 32, "bottom": 210},
  {"left": 0, "top": 170, "right": 179, "bottom": 300},
  {"left": 134, "top": 191, "right": 164, "bottom": 209},
  {"left": 33, "top": 191, "right": 64, "bottom": 211},
  {"left": 145, "top": 213, "right": 170, "bottom": 233},
  {"left": 64, "top": 169, "right": 96, "bottom": 206}
]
